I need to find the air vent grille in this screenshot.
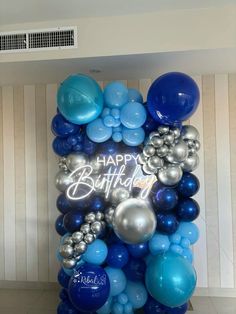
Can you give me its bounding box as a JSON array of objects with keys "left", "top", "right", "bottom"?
[{"left": 0, "top": 27, "right": 77, "bottom": 53}]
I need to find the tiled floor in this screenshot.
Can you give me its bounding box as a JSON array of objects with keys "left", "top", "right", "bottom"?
[{"left": 0, "top": 289, "right": 235, "bottom": 314}]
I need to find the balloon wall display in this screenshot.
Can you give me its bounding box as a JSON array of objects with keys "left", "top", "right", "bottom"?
[{"left": 52, "top": 73, "right": 201, "bottom": 313}]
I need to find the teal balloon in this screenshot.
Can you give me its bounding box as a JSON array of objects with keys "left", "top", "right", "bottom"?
[
  {"left": 122, "top": 127, "right": 145, "bottom": 146},
  {"left": 83, "top": 239, "right": 108, "bottom": 265},
  {"left": 124, "top": 281, "right": 148, "bottom": 309},
  {"left": 86, "top": 118, "right": 112, "bottom": 143},
  {"left": 104, "top": 82, "right": 128, "bottom": 108},
  {"left": 105, "top": 267, "right": 127, "bottom": 296},
  {"left": 57, "top": 74, "right": 103, "bottom": 125},
  {"left": 120, "top": 102, "right": 147, "bottom": 129},
  {"left": 145, "top": 251, "right": 196, "bottom": 307},
  {"left": 178, "top": 222, "right": 199, "bottom": 245}
]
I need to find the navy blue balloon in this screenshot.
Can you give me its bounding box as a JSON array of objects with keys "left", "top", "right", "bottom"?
[
  {"left": 143, "top": 110, "right": 159, "bottom": 134},
  {"left": 82, "top": 135, "right": 97, "bottom": 156},
  {"left": 107, "top": 232, "right": 124, "bottom": 245},
  {"left": 53, "top": 137, "right": 72, "bottom": 156},
  {"left": 163, "top": 303, "right": 188, "bottom": 314},
  {"left": 144, "top": 297, "right": 165, "bottom": 314},
  {"left": 55, "top": 214, "right": 67, "bottom": 236},
  {"left": 176, "top": 198, "right": 200, "bottom": 222},
  {"left": 156, "top": 213, "right": 179, "bottom": 235},
  {"left": 59, "top": 289, "right": 69, "bottom": 302},
  {"left": 52, "top": 113, "right": 80, "bottom": 138},
  {"left": 68, "top": 263, "right": 110, "bottom": 312},
  {"left": 90, "top": 195, "right": 105, "bottom": 212},
  {"left": 127, "top": 242, "right": 149, "bottom": 258},
  {"left": 57, "top": 301, "right": 79, "bottom": 314},
  {"left": 147, "top": 72, "right": 200, "bottom": 125},
  {"left": 63, "top": 210, "right": 84, "bottom": 233},
  {"left": 123, "top": 258, "right": 146, "bottom": 282},
  {"left": 106, "top": 244, "right": 129, "bottom": 268},
  {"left": 99, "top": 140, "right": 119, "bottom": 155},
  {"left": 57, "top": 194, "right": 73, "bottom": 214},
  {"left": 177, "top": 173, "right": 200, "bottom": 198},
  {"left": 152, "top": 187, "right": 178, "bottom": 212},
  {"left": 58, "top": 268, "right": 71, "bottom": 289}
]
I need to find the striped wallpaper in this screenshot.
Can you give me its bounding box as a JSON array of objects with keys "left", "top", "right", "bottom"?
[{"left": 0, "top": 75, "right": 236, "bottom": 294}]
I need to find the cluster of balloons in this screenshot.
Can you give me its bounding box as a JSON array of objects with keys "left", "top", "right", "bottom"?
[{"left": 52, "top": 72, "right": 201, "bottom": 314}]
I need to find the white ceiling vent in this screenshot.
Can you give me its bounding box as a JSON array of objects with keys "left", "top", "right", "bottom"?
[{"left": 0, "top": 26, "right": 78, "bottom": 53}]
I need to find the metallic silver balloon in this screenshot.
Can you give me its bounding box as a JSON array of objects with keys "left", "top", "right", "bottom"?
[
  {"left": 89, "top": 156, "right": 104, "bottom": 174},
  {"left": 112, "top": 198, "right": 156, "bottom": 244},
  {"left": 149, "top": 131, "right": 161, "bottom": 139},
  {"left": 110, "top": 188, "right": 130, "bottom": 205},
  {"left": 148, "top": 156, "right": 164, "bottom": 169},
  {"left": 85, "top": 212, "right": 96, "bottom": 224},
  {"left": 150, "top": 136, "right": 164, "bottom": 148},
  {"left": 95, "top": 212, "right": 104, "bottom": 221},
  {"left": 158, "top": 126, "right": 169, "bottom": 135},
  {"left": 138, "top": 153, "right": 148, "bottom": 165},
  {"left": 91, "top": 221, "right": 102, "bottom": 235},
  {"left": 158, "top": 165, "right": 183, "bottom": 186},
  {"left": 143, "top": 163, "right": 157, "bottom": 175},
  {"left": 72, "top": 231, "right": 84, "bottom": 244},
  {"left": 164, "top": 133, "right": 175, "bottom": 145},
  {"left": 143, "top": 145, "right": 156, "bottom": 157},
  {"left": 181, "top": 125, "right": 199, "bottom": 141},
  {"left": 84, "top": 233, "right": 95, "bottom": 244},
  {"left": 80, "top": 223, "right": 91, "bottom": 234},
  {"left": 194, "top": 140, "right": 201, "bottom": 151},
  {"left": 59, "top": 244, "right": 74, "bottom": 258},
  {"left": 156, "top": 145, "right": 169, "bottom": 158},
  {"left": 63, "top": 236, "right": 74, "bottom": 246},
  {"left": 74, "top": 241, "right": 87, "bottom": 254},
  {"left": 105, "top": 207, "right": 115, "bottom": 225},
  {"left": 55, "top": 170, "right": 74, "bottom": 192},
  {"left": 166, "top": 140, "right": 188, "bottom": 163},
  {"left": 181, "top": 153, "right": 199, "bottom": 172},
  {"left": 172, "top": 128, "right": 181, "bottom": 139},
  {"left": 66, "top": 153, "right": 88, "bottom": 172},
  {"left": 62, "top": 258, "right": 76, "bottom": 269}
]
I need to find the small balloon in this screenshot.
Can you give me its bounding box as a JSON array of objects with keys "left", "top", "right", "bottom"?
[
  {"left": 181, "top": 125, "right": 199, "bottom": 141},
  {"left": 106, "top": 244, "right": 129, "bottom": 268},
  {"left": 176, "top": 198, "right": 200, "bottom": 222},
  {"left": 156, "top": 213, "right": 179, "bottom": 235},
  {"left": 122, "top": 127, "right": 145, "bottom": 146},
  {"left": 152, "top": 187, "right": 178, "bottom": 211},
  {"left": 126, "top": 242, "right": 149, "bottom": 258},
  {"left": 120, "top": 102, "right": 147, "bottom": 129},
  {"left": 149, "top": 232, "right": 170, "bottom": 255},
  {"left": 66, "top": 152, "right": 88, "bottom": 172},
  {"left": 177, "top": 222, "right": 199, "bottom": 245},
  {"left": 86, "top": 119, "right": 112, "bottom": 143},
  {"left": 105, "top": 267, "right": 127, "bottom": 296},
  {"left": 83, "top": 239, "right": 108, "bottom": 265},
  {"left": 124, "top": 281, "right": 148, "bottom": 309},
  {"left": 177, "top": 172, "right": 200, "bottom": 198},
  {"left": 55, "top": 215, "right": 67, "bottom": 236},
  {"left": 57, "top": 193, "right": 73, "bottom": 214},
  {"left": 158, "top": 165, "right": 183, "bottom": 186},
  {"left": 63, "top": 210, "right": 84, "bottom": 233},
  {"left": 181, "top": 154, "right": 199, "bottom": 172},
  {"left": 55, "top": 171, "right": 74, "bottom": 192},
  {"left": 123, "top": 258, "right": 146, "bottom": 282},
  {"left": 51, "top": 113, "right": 80, "bottom": 138},
  {"left": 128, "top": 88, "right": 143, "bottom": 103},
  {"left": 104, "top": 82, "right": 129, "bottom": 108}
]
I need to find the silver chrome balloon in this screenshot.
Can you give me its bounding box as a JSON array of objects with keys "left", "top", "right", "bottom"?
[
  {"left": 105, "top": 207, "right": 115, "bottom": 225},
  {"left": 166, "top": 140, "right": 188, "bottom": 163},
  {"left": 62, "top": 258, "right": 76, "bottom": 269},
  {"left": 158, "top": 165, "right": 183, "bottom": 186},
  {"left": 63, "top": 236, "right": 74, "bottom": 246},
  {"left": 143, "top": 163, "right": 157, "bottom": 175},
  {"left": 112, "top": 198, "right": 156, "bottom": 244},
  {"left": 156, "top": 145, "right": 169, "bottom": 158},
  {"left": 148, "top": 156, "right": 164, "bottom": 169},
  {"left": 85, "top": 212, "right": 96, "bottom": 224},
  {"left": 84, "top": 233, "right": 95, "bottom": 244},
  {"left": 89, "top": 156, "right": 104, "bottom": 174},
  {"left": 110, "top": 188, "right": 130, "bottom": 205},
  {"left": 158, "top": 126, "right": 169, "bottom": 135},
  {"left": 91, "top": 221, "right": 102, "bottom": 235},
  {"left": 181, "top": 125, "right": 199, "bottom": 141},
  {"left": 181, "top": 153, "right": 199, "bottom": 172},
  {"left": 80, "top": 223, "right": 91, "bottom": 234},
  {"left": 138, "top": 153, "right": 148, "bottom": 165},
  {"left": 72, "top": 231, "right": 84, "bottom": 244},
  {"left": 66, "top": 153, "right": 88, "bottom": 172},
  {"left": 95, "top": 212, "right": 104, "bottom": 221},
  {"left": 59, "top": 244, "right": 74, "bottom": 258},
  {"left": 150, "top": 136, "right": 164, "bottom": 148},
  {"left": 164, "top": 133, "right": 175, "bottom": 145},
  {"left": 143, "top": 145, "right": 156, "bottom": 157},
  {"left": 74, "top": 241, "right": 87, "bottom": 254},
  {"left": 55, "top": 170, "right": 74, "bottom": 192}
]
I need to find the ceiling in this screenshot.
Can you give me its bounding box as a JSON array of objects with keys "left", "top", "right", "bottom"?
[
  {"left": 1, "top": 47, "right": 236, "bottom": 85},
  {"left": 1, "top": 0, "right": 235, "bottom": 26}
]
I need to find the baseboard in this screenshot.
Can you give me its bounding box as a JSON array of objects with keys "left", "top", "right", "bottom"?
[{"left": 195, "top": 287, "right": 236, "bottom": 297}]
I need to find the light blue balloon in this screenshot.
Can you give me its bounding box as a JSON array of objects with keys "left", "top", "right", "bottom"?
[
  {"left": 128, "top": 88, "right": 143, "bottom": 104},
  {"left": 104, "top": 115, "right": 116, "bottom": 127},
  {"left": 83, "top": 239, "right": 108, "bottom": 265},
  {"left": 169, "top": 233, "right": 181, "bottom": 244},
  {"left": 57, "top": 74, "right": 103, "bottom": 125},
  {"left": 122, "top": 127, "right": 145, "bottom": 146},
  {"left": 97, "top": 296, "right": 113, "bottom": 314},
  {"left": 182, "top": 248, "right": 193, "bottom": 264},
  {"left": 112, "top": 132, "right": 122, "bottom": 142},
  {"left": 105, "top": 267, "right": 127, "bottom": 296},
  {"left": 124, "top": 281, "right": 148, "bottom": 309},
  {"left": 181, "top": 237, "right": 191, "bottom": 248},
  {"left": 112, "top": 303, "right": 123, "bottom": 314},
  {"left": 178, "top": 222, "right": 199, "bottom": 245},
  {"left": 102, "top": 107, "right": 111, "bottom": 118},
  {"left": 120, "top": 102, "right": 147, "bottom": 129},
  {"left": 111, "top": 108, "right": 120, "bottom": 119},
  {"left": 145, "top": 251, "right": 197, "bottom": 307},
  {"left": 56, "top": 249, "right": 63, "bottom": 262},
  {"left": 148, "top": 233, "right": 170, "bottom": 255},
  {"left": 118, "top": 293, "right": 128, "bottom": 305},
  {"left": 124, "top": 302, "right": 133, "bottom": 314},
  {"left": 170, "top": 244, "right": 183, "bottom": 255},
  {"left": 86, "top": 118, "right": 112, "bottom": 143},
  {"left": 104, "top": 82, "right": 129, "bottom": 108}
]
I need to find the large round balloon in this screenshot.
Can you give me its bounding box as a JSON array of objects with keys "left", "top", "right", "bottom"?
[
  {"left": 147, "top": 72, "right": 200, "bottom": 125},
  {"left": 57, "top": 74, "right": 104, "bottom": 125},
  {"left": 68, "top": 263, "right": 110, "bottom": 312},
  {"left": 145, "top": 251, "right": 196, "bottom": 307}
]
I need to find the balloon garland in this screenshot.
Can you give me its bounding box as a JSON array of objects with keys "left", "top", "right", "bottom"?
[{"left": 52, "top": 72, "right": 200, "bottom": 314}]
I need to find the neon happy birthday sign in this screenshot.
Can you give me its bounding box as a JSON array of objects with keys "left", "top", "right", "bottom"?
[{"left": 66, "top": 153, "right": 156, "bottom": 201}]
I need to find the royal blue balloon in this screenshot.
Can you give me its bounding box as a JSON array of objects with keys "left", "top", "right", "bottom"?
[
  {"left": 144, "top": 297, "right": 165, "bottom": 314},
  {"left": 89, "top": 195, "right": 105, "bottom": 212},
  {"left": 163, "top": 302, "right": 188, "bottom": 314},
  {"left": 176, "top": 198, "right": 200, "bottom": 222},
  {"left": 124, "top": 281, "right": 148, "bottom": 309},
  {"left": 106, "top": 244, "right": 129, "bottom": 268},
  {"left": 123, "top": 258, "right": 146, "bottom": 282},
  {"left": 120, "top": 102, "right": 147, "bottom": 129},
  {"left": 57, "top": 301, "right": 78, "bottom": 314},
  {"left": 178, "top": 222, "right": 199, "bottom": 245},
  {"left": 57, "top": 74, "right": 103, "bottom": 125},
  {"left": 148, "top": 232, "right": 170, "bottom": 255},
  {"left": 86, "top": 119, "right": 112, "bottom": 143},
  {"left": 128, "top": 88, "right": 143, "bottom": 103},
  {"left": 83, "top": 239, "right": 108, "bottom": 265},
  {"left": 104, "top": 82, "right": 129, "bottom": 108},
  {"left": 145, "top": 251, "right": 196, "bottom": 307},
  {"left": 52, "top": 113, "right": 80, "bottom": 138},
  {"left": 177, "top": 172, "right": 200, "bottom": 198},
  {"left": 82, "top": 135, "right": 98, "bottom": 155},
  {"left": 53, "top": 137, "right": 72, "bottom": 156},
  {"left": 57, "top": 194, "right": 73, "bottom": 214},
  {"left": 127, "top": 242, "right": 149, "bottom": 258},
  {"left": 59, "top": 289, "right": 69, "bottom": 302},
  {"left": 156, "top": 213, "right": 179, "bottom": 235},
  {"left": 152, "top": 187, "right": 178, "bottom": 211},
  {"left": 147, "top": 72, "right": 200, "bottom": 125},
  {"left": 58, "top": 268, "right": 71, "bottom": 288},
  {"left": 105, "top": 267, "right": 127, "bottom": 296},
  {"left": 143, "top": 111, "right": 159, "bottom": 134},
  {"left": 55, "top": 214, "right": 67, "bottom": 236},
  {"left": 69, "top": 263, "right": 110, "bottom": 312},
  {"left": 63, "top": 210, "right": 84, "bottom": 233},
  {"left": 122, "top": 127, "right": 145, "bottom": 146}
]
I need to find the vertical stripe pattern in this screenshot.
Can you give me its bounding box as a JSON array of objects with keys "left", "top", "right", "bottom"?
[{"left": 0, "top": 76, "right": 236, "bottom": 290}]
